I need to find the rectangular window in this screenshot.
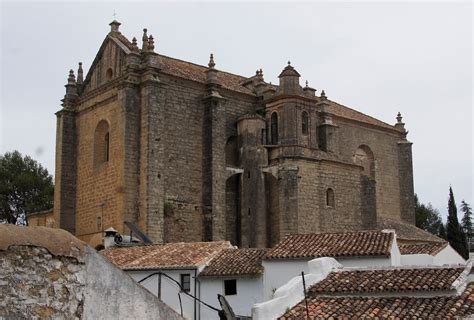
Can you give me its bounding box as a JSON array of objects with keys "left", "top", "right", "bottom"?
[
  {"left": 180, "top": 274, "right": 191, "bottom": 292},
  {"left": 224, "top": 279, "right": 237, "bottom": 295}
]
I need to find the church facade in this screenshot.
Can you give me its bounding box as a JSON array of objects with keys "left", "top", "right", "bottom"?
[{"left": 53, "top": 21, "right": 415, "bottom": 248}]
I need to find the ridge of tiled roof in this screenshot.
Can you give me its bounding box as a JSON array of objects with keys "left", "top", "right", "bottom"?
[
  {"left": 157, "top": 54, "right": 254, "bottom": 95},
  {"left": 265, "top": 231, "right": 393, "bottom": 260},
  {"left": 399, "top": 242, "right": 448, "bottom": 255},
  {"left": 102, "top": 32, "right": 255, "bottom": 96},
  {"left": 109, "top": 32, "right": 402, "bottom": 130},
  {"left": 327, "top": 100, "right": 396, "bottom": 131},
  {"left": 101, "top": 241, "right": 231, "bottom": 270},
  {"left": 309, "top": 266, "right": 463, "bottom": 295},
  {"left": 376, "top": 218, "right": 444, "bottom": 243},
  {"left": 280, "top": 283, "right": 474, "bottom": 319},
  {"left": 199, "top": 248, "right": 268, "bottom": 277}
]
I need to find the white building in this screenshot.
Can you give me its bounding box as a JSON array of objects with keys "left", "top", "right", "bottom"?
[
  {"left": 261, "top": 230, "right": 401, "bottom": 300},
  {"left": 399, "top": 242, "right": 465, "bottom": 266},
  {"left": 102, "top": 241, "right": 232, "bottom": 319},
  {"left": 253, "top": 257, "right": 473, "bottom": 319},
  {"left": 198, "top": 248, "right": 267, "bottom": 319}
]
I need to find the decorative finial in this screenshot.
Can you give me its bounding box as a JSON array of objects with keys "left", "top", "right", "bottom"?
[
  {"left": 142, "top": 28, "right": 148, "bottom": 50},
  {"left": 208, "top": 53, "right": 215, "bottom": 69},
  {"left": 288, "top": 61, "right": 291, "bottom": 66},
  {"left": 256, "top": 69, "right": 259, "bottom": 75},
  {"left": 77, "top": 62, "right": 84, "bottom": 84},
  {"left": 68, "top": 69, "right": 76, "bottom": 84},
  {"left": 320, "top": 90, "right": 327, "bottom": 100},
  {"left": 131, "top": 37, "right": 139, "bottom": 52},
  {"left": 259, "top": 68, "right": 263, "bottom": 76},
  {"left": 396, "top": 112, "right": 403, "bottom": 123},
  {"left": 305, "top": 80, "right": 309, "bottom": 87},
  {"left": 147, "top": 35, "right": 155, "bottom": 51}
]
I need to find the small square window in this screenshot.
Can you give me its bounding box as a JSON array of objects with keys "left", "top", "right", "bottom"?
[
  {"left": 224, "top": 279, "right": 237, "bottom": 296},
  {"left": 180, "top": 274, "right": 191, "bottom": 292}
]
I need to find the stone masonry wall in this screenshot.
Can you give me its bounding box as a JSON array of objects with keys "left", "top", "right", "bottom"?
[
  {"left": 160, "top": 77, "right": 256, "bottom": 243},
  {"left": 335, "top": 118, "right": 403, "bottom": 221},
  {"left": 74, "top": 90, "right": 124, "bottom": 247},
  {"left": 0, "top": 246, "right": 85, "bottom": 319},
  {"left": 0, "top": 225, "right": 183, "bottom": 320},
  {"left": 296, "top": 159, "right": 365, "bottom": 234},
  {"left": 53, "top": 109, "right": 77, "bottom": 235}
]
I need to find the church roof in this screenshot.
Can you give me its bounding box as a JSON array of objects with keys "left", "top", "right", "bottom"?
[
  {"left": 97, "top": 29, "right": 397, "bottom": 132},
  {"left": 199, "top": 248, "right": 268, "bottom": 277},
  {"left": 399, "top": 242, "right": 448, "bottom": 255},
  {"left": 158, "top": 54, "right": 254, "bottom": 95},
  {"left": 278, "top": 62, "right": 301, "bottom": 78},
  {"left": 265, "top": 231, "right": 393, "bottom": 260},
  {"left": 376, "top": 218, "right": 444, "bottom": 243},
  {"left": 326, "top": 100, "right": 395, "bottom": 130},
  {"left": 101, "top": 241, "right": 231, "bottom": 270}
]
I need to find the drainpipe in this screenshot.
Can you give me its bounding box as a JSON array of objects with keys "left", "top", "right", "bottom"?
[{"left": 194, "top": 269, "right": 197, "bottom": 320}]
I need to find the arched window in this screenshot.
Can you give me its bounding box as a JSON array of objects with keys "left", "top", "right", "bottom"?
[
  {"left": 225, "top": 136, "right": 238, "bottom": 167},
  {"left": 326, "top": 188, "right": 335, "bottom": 207},
  {"left": 353, "top": 145, "right": 375, "bottom": 179},
  {"left": 271, "top": 112, "right": 278, "bottom": 145},
  {"left": 94, "top": 120, "right": 110, "bottom": 165},
  {"left": 302, "top": 111, "right": 309, "bottom": 135},
  {"left": 106, "top": 68, "right": 113, "bottom": 81}
]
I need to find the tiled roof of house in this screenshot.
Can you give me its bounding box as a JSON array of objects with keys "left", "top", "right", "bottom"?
[
  {"left": 101, "top": 241, "right": 231, "bottom": 270},
  {"left": 199, "top": 248, "right": 267, "bottom": 277},
  {"left": 309, "top": 267, "right": 463, "bottom": 295},
  {"left": 280, "top": 264, "right": 473, "bottom": 319},
  {"left": 265, "top": 231, "right": 393, "bottom": 260},
  {"left": 399, "top": 242, "right": 448, "bottom": 255},
  {"left": 377, "top": 218, "right": 444, "bottom": 243},
  {"left": 280, "top": 283, "right": 474, "bottom": 319}
]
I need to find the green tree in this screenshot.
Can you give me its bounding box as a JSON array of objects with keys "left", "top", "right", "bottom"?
[
  {"left": 415, "top": 194, "right": 443, "bottom": 237},
  {"left": 461, "top": 200, "right": 473, "bottom": 252},
  {"left": 461, "top": 200, "right": 473, "bottom": 236},
  {"left": 0, "top": 151, "right": 54, "bottom": 224},
  {"left": 438, "top": 223, "right": 447, "bottom": 240},
  {"left": 446, "top": 187, "right": 468, "bottom": 259}
]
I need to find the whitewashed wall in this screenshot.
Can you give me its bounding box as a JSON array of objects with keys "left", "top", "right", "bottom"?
[
  {"left": 262, "top": 256, "right": 392, "bottom": 300},
  {"left": 434, "top": 246, "right": 465, "bottom": 265},
  {"left": 400, "top": 245, "right": 465, "bottom": 266},
  {"left": 199, "top": 276, "right": 263, "bottom": 320},
  {"left": 262, "top": 260, "right": 308, "bottom": 301},
  {"left": 128, "top": 269, "right": 198, "bottom": 319},
  {"left": 400, "top": 253, "right": 433, "bottom": 266}
]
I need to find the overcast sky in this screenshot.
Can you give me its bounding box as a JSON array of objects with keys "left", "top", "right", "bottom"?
[{"left": 1, "top": 1, "right": 472, "bottom": 220}]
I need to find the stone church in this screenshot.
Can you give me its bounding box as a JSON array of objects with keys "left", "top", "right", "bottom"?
[{"left": 53, "top": 21, "right": 416, "bottom": 248}]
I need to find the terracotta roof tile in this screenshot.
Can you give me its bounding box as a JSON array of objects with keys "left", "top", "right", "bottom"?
[
  {"left": 265, "top": 231, "right": 393, "bottom": 260},
  {"left": 280, "top": 283, "right": 474, "bottom": 319},
  {"left": 101, "top": 241, "right": 231, "bottom": 270},
  {"left": 158, "top": 54, "right": 254, "bottom": 95},
  {"left": 111, "top": 33, "right": 402, "bottom": 130},
  {"left": 377, "top": 218, "right": 444, "bottom": 243},
  {"left": 309, "top": 267, "right": 463, "bottom": 295},
  {"left": 199, "top": 248, "right": 267, "bottom": 277},
  {"left": 399, "top": 242, "right": 448, "bottom": 255},
  {"left": 327, "top": 100, "right": 395, "bottom": 130}
]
